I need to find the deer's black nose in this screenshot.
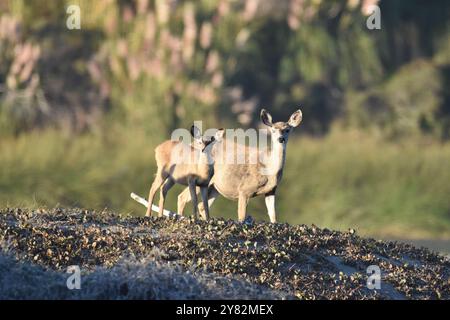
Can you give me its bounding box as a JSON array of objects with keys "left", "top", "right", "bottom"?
[{"left": 278, "top": 137, "right": 285, "bottom": 143}]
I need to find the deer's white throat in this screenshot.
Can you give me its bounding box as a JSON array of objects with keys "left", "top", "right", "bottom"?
[{"left": 261, "top": 137, "right": 286, "bottom": 176}]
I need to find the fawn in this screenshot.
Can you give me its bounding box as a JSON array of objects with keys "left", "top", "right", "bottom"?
[
  {"left": 177, "top": 109, "right": 302, "bottom": 223},
  {"left": 145, "top": 125, "right": 224, "bottom": 220}
]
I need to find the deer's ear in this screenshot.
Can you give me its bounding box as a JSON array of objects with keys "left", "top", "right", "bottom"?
[
  {"left": 215, "top": 128, "right": 225, "bottom": 141},
  {"left": 190, "top": 125, "right": 202, "bottom": 139},
  {"left": 260, "top": 109, "right": 273, "bottom": 127},
  {"left": 288, "top": 109, "right": 302, "bottom": 127}
]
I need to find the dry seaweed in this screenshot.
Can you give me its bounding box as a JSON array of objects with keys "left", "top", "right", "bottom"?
[{"left": 1, "top": 208, "right": 449, "bottom": 300}]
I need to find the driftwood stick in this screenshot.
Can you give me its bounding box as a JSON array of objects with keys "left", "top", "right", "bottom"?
[{"left": 130, "top": 192, "right": 179, "bottom": 217}]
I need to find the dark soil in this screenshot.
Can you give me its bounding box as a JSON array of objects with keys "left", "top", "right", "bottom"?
[{"left": 1, "top": 208, "right": 449, "bottom": 299}]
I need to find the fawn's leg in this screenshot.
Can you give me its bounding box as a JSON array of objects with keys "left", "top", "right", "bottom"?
[
  {"left": 177, "top": 186, "right": 195, "bottom": 215},
  {"left": 179, "top": 184, "right": 220, "bottom": 217},
  {"left": 188, "top": 179, "right": 199, "bottom": 220},
  {"left": 198, "top": 185, "right": 219, "bottom": 218},
  {"left": 199, "top": 187, "right": 210, "bottom": 220},
  {"left": 158, "top": 178, "right": 174, "bottom": 217},
  {"left": 145, "top": 169, "right": 166, "bottom": 217},
  {"left": 238, "top": 193, "right": 249, "bottom": 222},
  {"left": 264, "top": 192, "right": 276, "bottom": 223}
]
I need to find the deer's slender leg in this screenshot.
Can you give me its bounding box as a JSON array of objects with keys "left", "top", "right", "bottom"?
[
  {"left": 198, "top": 185, "right": 219, "bottom": 217},
  {"left": 238, "top": 193, "right": 249, "bottom": 222},
  {"left": 146, "top": 170, "right": 166, "bottom": 217},
  {"left": 177, "top": 187, "right": 191, "bottom": 216},
  {"left": 158, "top": 178, "right": 174, "bottom": 217},
  {"left": 180, "top": 185, "right": 220, "bottom": 217},
  {"left": 188, "top": 179, "right": 199, "bottom": 220},
  {"left": 264, "top": 193, "right": 276, "bottom": 223},
  {"left": 199, "top": 187, "right": 210, "bottom": 220}
]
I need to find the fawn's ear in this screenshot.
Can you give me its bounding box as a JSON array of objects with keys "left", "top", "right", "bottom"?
[
  {"left": 260, "top": 109, "right": 273, "bottom": 127},
  {"left": 288, "top": 109, "right": 302, "bottom": 127},
  {"left": 214, "top": 128, "right": 225, "bottom": 141},
  {"left": 190, "top": 125, "right": 202, "bottom": 139}
]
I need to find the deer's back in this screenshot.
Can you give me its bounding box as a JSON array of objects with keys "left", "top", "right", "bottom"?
[{"left": 155, "top": 140, "right": 212, "bottom": 186}]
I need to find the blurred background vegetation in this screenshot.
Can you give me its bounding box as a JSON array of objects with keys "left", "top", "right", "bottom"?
[{"left": 1, "top": 0, "right": 449, "bottom": 239}]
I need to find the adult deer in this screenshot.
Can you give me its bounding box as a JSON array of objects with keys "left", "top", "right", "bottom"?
[
  {"left": 177, "top": 109, "right": 302, "bottom": 223},
  {"left": 145, "top": 125, "right": 224, "bottom": 219}
]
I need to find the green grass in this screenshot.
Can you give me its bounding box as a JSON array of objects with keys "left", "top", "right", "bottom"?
[
  {"left": 1, "top": 127, "right": 450, "bottom": 239},
  {"left": 280, "top": 130, "right": 450, "bottom": 238}
]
